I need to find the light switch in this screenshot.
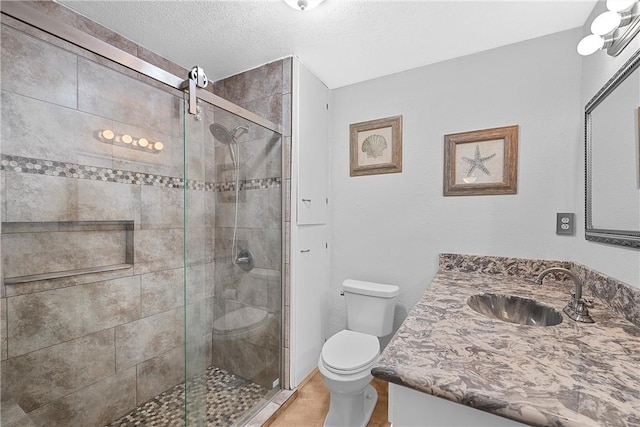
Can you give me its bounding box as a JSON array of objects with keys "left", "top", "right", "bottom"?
[{"left": 556, "top": 213, "right": 575, "bottom": 235}]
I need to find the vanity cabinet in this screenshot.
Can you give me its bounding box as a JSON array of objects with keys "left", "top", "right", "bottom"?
[
  {"left": 389, "top": 384, "right": 527, "bottom": 427},
  {"left": 374, "top": 254, "right": 640, "bottom": 426}
]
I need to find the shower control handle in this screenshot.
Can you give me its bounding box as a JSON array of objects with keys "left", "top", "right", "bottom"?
[
  {"left": 301, "top": 198, "right": 311, "bottom": 203},
  {"left": 300, "top": 249, "right": 311, "bottom": 253},
  {"left": 235, "top": 249, "right": 254, "bottom": 272}
]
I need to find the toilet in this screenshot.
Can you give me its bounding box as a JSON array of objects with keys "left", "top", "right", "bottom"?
[{"left": 318, "top": 279, "right": 399, "bottom": 427}]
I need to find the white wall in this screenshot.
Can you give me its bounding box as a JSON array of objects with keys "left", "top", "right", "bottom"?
[
  {"left": 327, "top": 29, "right": 585, "bottom": 338},
  {"left": 573, "top": 2, "right": 640, "bottom": 288}
]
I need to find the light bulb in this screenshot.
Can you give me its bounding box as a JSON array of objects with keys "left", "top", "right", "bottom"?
[
  {"left": 591, "top": 11, "right": 622, "bottom": 35},
  {"left": 121, "top": 134, "right": 133, "bottom": 144},
  {"left": 101, "top": 129, "right": 115, "bottom": 140},
  {"left": 606, "top": 0, "right": 636, "bottom": 12},
  {"left": 138, "top": 138, "right": 149, "bottom": 148},
  {"left": 577, "top": 34, "right": 605, "bottom": 55},
  {"left": 153, "top": 142, "right": 164, "bottom": 151},
  {"left": 283, "top": 0, "right": 325, "bottom": 11}
]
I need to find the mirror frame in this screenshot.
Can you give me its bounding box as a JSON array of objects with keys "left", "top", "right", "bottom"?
[{"left": 585, "top": 48, "right": 640, "bottom": 248}]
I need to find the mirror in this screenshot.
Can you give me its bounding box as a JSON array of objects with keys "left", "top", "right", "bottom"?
[{"left": 585, "top": 49, "right": 640, "bottom": 248}]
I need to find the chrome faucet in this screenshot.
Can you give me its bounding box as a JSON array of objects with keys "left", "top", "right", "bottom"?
[{"left": 535, "top": 267, "right": 595, "bottom": 323}]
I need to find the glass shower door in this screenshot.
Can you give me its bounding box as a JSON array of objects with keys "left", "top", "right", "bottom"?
[
  {"left": 182, "top": 95, "right": 212, "bottom": 426},
  {"left": 0, "top": 5, "right": 283, "bottom": 425},
  {"left": 183, "top": 97, "right": 283, "bottom": 426},
  {"left": 1, "top": 18, "right": 190, "bottom": 426}
]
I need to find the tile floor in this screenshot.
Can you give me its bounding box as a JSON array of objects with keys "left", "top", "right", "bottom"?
[
  {"left": 103, "top": 366, "right": 390, "bottom": 427},
  {"left": 267, "top": 370, "right": 390, "bottom": 427},
  {"left": 106, "top": 367, "right": 268, "bottom": 427}
]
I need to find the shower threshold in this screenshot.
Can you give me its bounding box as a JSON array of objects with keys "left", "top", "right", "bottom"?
[{"left": 106, "top": 366, "right": 269, "bottom": 427}]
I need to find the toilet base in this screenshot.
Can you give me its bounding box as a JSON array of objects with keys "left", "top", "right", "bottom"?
[{"left": 324, "top": 384, "right": 378, "bottom": 427}]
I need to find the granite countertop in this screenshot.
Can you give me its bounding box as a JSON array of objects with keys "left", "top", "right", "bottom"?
[{"left": 372, "top": 267, "right": 640, "bottom": 427}]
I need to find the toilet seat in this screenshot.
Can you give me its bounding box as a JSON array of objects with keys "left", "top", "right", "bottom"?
[{"left": 321, "top": 330, "right": 380, "bottom": 374}]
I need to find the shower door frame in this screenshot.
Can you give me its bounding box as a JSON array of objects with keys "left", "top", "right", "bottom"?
[
  {"left": 0, "top": 1, "right": 283, "bottom": 136},
  {"left": 1, "top": 0, "right": 288, "bottom": 420}
]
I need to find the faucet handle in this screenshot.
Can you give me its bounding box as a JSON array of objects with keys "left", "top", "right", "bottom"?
[
  {"left": 563, "top": 299, "right": 596, "bottom": 323},
  {"left": 569, "top": 295, "right": 594, "bottom": 308}
]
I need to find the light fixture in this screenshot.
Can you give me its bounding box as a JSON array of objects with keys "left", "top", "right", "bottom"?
[
  {"left": 591, "top": 11, "right": 622, "bottom": 35},
  {"left": 606, "top": 0, "right": 636, "bottom": 13},
  {"left": 283, "top": 0, "right": 325, "bottom": 11},
  {"left": 101, "top": 129, "right": 115, "bottom": 140},
  {"left": 578, "top": 0, "right": 640, "bottom": 56},
  {"left": 96, "top": 129, "right": 164, "bottom": 153},
  {"left": 577, "top": 34, "right": 606, "bottom": 56}
]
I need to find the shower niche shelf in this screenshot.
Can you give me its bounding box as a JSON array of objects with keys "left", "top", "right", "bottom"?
[{"left": 2, "top": 220, "right": 134, "bottom": 285}]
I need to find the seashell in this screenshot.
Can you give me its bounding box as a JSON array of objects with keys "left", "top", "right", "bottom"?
[{"left": 361, "top": 134, "right": 388, "bottom": 159}]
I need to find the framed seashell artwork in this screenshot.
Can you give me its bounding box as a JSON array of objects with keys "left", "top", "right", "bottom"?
[
  {"left": 349, "top": 115, "right": 402, "bottom": 176},
  {"left": 443, "top": 125, "right": 518, "bottom": 196}
]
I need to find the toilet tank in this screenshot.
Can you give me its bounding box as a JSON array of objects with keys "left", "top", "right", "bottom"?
[{"left": 343, "top": 279, "right": 400, "bottom": 337}]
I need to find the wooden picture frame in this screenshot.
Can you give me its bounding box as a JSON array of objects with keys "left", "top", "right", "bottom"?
[
  {"left": 350, "top": 115, "right": 402, "bottom": 176},
  {"left": 443, "top": 125, "right": 518, "bottom": 196}
]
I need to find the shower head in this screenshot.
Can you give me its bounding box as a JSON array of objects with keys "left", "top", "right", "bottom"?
[
  {"left": 231, "top": 125, "right": 249, "bottom": 139},
  {"left": 209, "top": 123, "right": 249, "bottom": 167},
  {"left": 209, "top": 123, "right": 233, "bottom": 145},
  {"left": 209, "top": 124, "right": 249, "bottom": 145}
]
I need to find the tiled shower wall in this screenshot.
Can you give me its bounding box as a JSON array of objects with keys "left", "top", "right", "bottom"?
[
  {"left": 0, "top": 15, "right": 216, "bottom": 426},
  {"left": 211, "top": 59, "right": 291, "bottom": 389},
  {"left": 0, "top": 2, "right": 289, "bottom": 425}
]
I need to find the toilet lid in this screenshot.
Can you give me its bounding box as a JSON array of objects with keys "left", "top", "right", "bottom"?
[{"left": 321, "top": 330, "right": 379, "bottom": 373}]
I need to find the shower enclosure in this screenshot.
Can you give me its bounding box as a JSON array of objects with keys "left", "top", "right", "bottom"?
[{"left": 0, "top": 2, "right": 283, "bottom": 426}]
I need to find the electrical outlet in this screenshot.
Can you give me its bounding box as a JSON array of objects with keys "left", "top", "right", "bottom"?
[{"left": 556, "top": 213, "right": 575, "bottom": 235}]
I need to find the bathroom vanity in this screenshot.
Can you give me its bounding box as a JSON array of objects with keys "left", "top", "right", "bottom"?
[{"left": 372, "top": 254, "right": 640, "bottom": 427}]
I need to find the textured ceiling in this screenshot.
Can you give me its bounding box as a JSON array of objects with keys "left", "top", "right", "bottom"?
[{"left": 59, "top": 0, "right": 597, "bottom": 89}]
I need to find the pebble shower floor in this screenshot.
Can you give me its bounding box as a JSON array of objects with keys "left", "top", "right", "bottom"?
[{"left": 106, "top": 367, "right": 268, "bottom": 427}]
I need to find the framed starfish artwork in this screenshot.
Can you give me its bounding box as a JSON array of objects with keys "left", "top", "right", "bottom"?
[
  {"left": 443, "top": 125, "right": 518, "bottom": 196},
  {"left": 350, "top": 115, "right": 403, "bottom": 177}
]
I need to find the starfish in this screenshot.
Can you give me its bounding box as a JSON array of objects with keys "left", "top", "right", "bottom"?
[{"left": 462, "top": 145, "right": 496, "bottom": 176}]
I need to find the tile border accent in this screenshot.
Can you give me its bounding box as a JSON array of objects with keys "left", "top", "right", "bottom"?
[{"left": 0, "top": 154, "right": 280, "bottom": 192}]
